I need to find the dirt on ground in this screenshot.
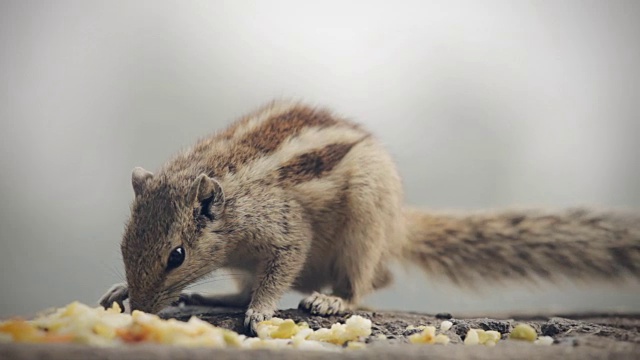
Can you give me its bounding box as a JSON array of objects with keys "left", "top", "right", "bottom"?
[{"left": 1, "top": 306, "right": 639, "bottom": 359}]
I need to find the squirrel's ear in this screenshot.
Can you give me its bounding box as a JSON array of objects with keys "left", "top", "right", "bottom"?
[
  {"left": 132, "top": 167, "right": 153, "bottom": 196},
  {"left": 189, "top": 174, "right": 225, "bottom": 209}
]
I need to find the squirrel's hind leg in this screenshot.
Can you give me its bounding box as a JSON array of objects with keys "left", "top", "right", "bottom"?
[
  {"left": 298, "top": 264, "right": 392, "bottom": 316},
  {"left": 298, "top": 216, "right": 393, "bottom": 316}
]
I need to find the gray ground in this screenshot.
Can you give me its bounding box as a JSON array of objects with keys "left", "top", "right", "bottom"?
[{"left": 1, "top": 306, "right": 639, "bottom": 359}]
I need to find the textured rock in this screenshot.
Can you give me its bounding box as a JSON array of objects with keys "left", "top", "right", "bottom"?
[
  {"left": 2, "top": 306, "right": 639, "bottom": 359},
  {"left": 157, "top": 306, "right": 640, "bottom": 346}
]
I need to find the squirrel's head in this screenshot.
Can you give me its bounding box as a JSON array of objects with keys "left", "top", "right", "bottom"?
[{"left": 121, "top": 167, "right": 230, "bottom": 314}]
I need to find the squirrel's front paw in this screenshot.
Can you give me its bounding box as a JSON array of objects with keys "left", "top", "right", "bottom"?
[
  {"left": 298, "top": 292, "right": 346, "bottom": 316},
  {"left": 99, "top": 283, "right": 128, "bottom": 312},
  {"left": 244, "top": 308, "right": 274, "bottom": 336}
]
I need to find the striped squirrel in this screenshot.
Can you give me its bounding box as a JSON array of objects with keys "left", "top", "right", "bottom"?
[{"left": 99, "top": 101, "right": 640, "bottom": 335}]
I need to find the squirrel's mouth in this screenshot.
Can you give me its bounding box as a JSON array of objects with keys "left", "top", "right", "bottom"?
[
  {"left": 127, "top": 286, "right": 184, "bottom": 315},
  {"left": 127, "top": 295, "right": 157, "bottom": 314}
]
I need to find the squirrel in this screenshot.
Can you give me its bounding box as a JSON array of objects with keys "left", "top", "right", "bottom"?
[{"left": 99, "top": 100, "right": 640, "bottom": 335}]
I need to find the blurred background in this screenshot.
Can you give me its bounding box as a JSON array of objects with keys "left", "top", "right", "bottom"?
[{"left": 1, "top": 0, "right": 639, "bottom": 318}]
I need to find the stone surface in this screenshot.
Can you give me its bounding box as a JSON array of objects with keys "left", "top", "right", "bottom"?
[{"left": 1, "top": 306, "right": 639, "bottom": 359}]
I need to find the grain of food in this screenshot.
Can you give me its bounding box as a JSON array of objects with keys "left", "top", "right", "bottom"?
[
  {"left": 439, "top": 320, "right": 453, "bottom": 332},
  {"left": 534, "top": 336, "right": 554, "bottom": 346},
  {"left": 509, "top": 323, "right": 538, "bottom": 342},
  {"left": 463, "top": 329, "right": 479, "bottom": 345}
]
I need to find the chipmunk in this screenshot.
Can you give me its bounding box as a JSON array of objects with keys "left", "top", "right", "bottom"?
[{"left": 99, "top": 101, "right": 640, "bottom": 335}]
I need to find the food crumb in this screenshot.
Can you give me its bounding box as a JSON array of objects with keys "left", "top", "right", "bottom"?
[
  {"left": 509, "top": 324, "right": 537, "bottom": 342},
  {"left": 439, "top": 320, "right": 453, "bottom": 332},
  {"left": 534, "top": 336, "right": 554, "bottom": 346},
  {"left": 464, "top": 329, "right": 479, "bottom": 345}
]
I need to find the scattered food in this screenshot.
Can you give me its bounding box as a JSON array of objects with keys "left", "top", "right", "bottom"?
[
  {"left": 0, "top": 302, "right": 241, "bottom": 347},
  {"left": 408, "top": 326, "right": 450, "bottom": 345},
  {"left": 462, "top": 329, "right": 502, "bottom": 346},
  {"left": 0, "top": 302, "right": 564, "bottom": 350},
  {"left": 0, "top": 302, "right": 371, "bottom": 351},
  {"left": 256, "top": 315, "right": 371, "bottom": 347}
]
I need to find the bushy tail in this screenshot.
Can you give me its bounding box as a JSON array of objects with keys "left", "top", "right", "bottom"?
[{"left": 402, "top": 207, "right": 640, "bottom": 287}]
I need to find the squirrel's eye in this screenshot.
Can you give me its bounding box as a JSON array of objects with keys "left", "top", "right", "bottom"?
[{"left": 166, "top": 246, "right": 185, "bottom": 271}]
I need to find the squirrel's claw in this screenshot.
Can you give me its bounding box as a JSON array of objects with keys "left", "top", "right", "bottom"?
[
  {"left": 98, "top": 283, "right": 128, "bottom": 312},
  {"left": 244, "top": 308, "right": 273, "bottom": 336},
  {"left": 298, "top": 292, "right": 346, "bottom": 316}
]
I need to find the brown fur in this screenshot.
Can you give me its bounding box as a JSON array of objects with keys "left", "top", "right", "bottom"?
[
  {"left": 240, "top": 105, "right": 338, "bottom": 152},
  {"left": 100, "top": 100, "right": 640, "bottom": 335},
  {"left": 278, "top": 140, "right": 364, "bottom": 184},
  {"left": 403, "top": 207, "right": 640, "bottom": 286}
]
